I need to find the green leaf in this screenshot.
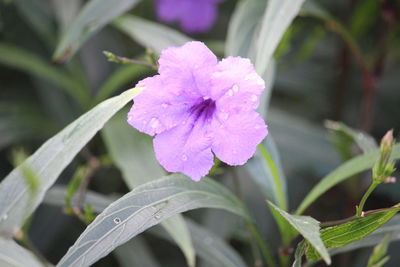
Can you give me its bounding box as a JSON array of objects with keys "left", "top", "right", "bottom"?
[
  {"left": 292, "top": 240, "right": 306, "bottom": 267},
  {"left": 325, "top": 120, "right": 377, "bottom": 157},
  {"left": 225, "top": 0, "right": 266, "bottom": 58},
  {"left": 57, "top": 174, "right": 249, "bottom": 267},
  {"left": 268, "top": 202, "right": 331, "bottom": 265},
  {"left": 102, "top": 110, "right": 196, "bottom": 266},
  {"left": 0, "top": 238, "right": 44, "bottom": 267},
  {"left": 367, "top": 234, "right": 391, "bottom": 267},
  {"left": 306, "top": 205, "right": 400, "bottom": 261},
  {"left": 255, "top": 0, "right": 306, "bottom": 75},
  {"left": 0, "top": 43, "right": 88, "bottom": 106},
  {"left": 53, "top": 0, "right": 141, "bottom": 61},
  {"left": 329, "top": 215, "right": 400, "bottom": 256},
  {"left": 161, "top": 216, "right": 195, "bottom": 267},
  {"left": 296, "top": 144, "right": 400, "bottom": 215},
  {"left": 151, "top": 218, "right": 247, "bottom": 267},
  {"left": 13, "top": 0, "right": 56, "bottom": 46},
  {"left": 113, "top": 237, "right": 161, "bottom": 267},
  {"left": 113, "top": 15, "right": 191, "bottom": 55},
  {"left": 0, "top": 87, "right": 141, "bottom": 237}
]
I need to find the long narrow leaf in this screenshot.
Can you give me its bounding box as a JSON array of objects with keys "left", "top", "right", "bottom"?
[
  {"left": 57, "top": 174, "right": 249, "bottom": 267},
  {"left": 0, "top": 239, "right": 44, "bottom": 267},
  {"left": 0, "top": 88, "right": 141, "bottom": 237},
  {"left": 53, "top": 0, "right": 141, "bottom": 61},
  {"left": 296, "top": 144, "right": 400, "bottom": 215}
]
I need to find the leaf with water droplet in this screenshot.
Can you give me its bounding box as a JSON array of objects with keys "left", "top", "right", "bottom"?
[{"left": 57, "top": 174, "right": 249, "bottom": 267}]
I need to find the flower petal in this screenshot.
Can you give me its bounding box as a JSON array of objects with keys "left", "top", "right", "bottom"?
[
  {"left": 155, "top": 0, "right": 184, "bottom": 23},
  {"left": 211, "top": 57, "right": 265, "bottom": 113},
  {"left": 211, "top": 111, "right": 268, "bottom": 165},
  {"left": 158, "top": 41, "right": 217, "bottom": 98},
  {"left": 179, "top": 1, "right": 218, "bottom": 33},
  {"left": 128, "top": 76, "right": 191, "bottom": 136},
  {"left": 153, "top": 118, "right": 214, "bottom": 181}
]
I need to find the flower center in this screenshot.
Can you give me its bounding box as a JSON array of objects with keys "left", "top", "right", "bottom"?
[{"left": 189, "top": 98, "right": 216, "bottom": 122}]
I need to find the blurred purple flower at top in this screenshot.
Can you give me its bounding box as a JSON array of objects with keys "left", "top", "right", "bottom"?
[
  {"left": 155, "top": 0, "right": 224, "bottom": 33},
  {"left": 128, "top": 41, "right": 268, "bottom": 181}
]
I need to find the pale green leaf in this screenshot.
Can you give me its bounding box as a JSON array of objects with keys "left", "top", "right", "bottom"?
[
  {"left": 53, "top": 0, "right": 141, "bottom": 61},
  {"left": 255, "top": 0, "right": 306, "bottom": 75},
  {"left": 113, "top": 237, "right": 161, "bottom": 267},
  {"left": 57, "top": 174, "right": 248, "bottom": 267},
  {"left": 0, "top": 88, "right": 141, "bottom": 237},
  {"left": 268, "top": 202, "right": 331, "bottom": 265},
  {"left": 225, "top": 0, "right": 266, "bottom": 58},
  {"left": 0, "top": 239, "right": 44, "bottom": 267},
  {"left": 296, "top": 144, "right": 400, "bottom": 215},
  {"left": 367, "top": 234, "right": 391, "bottom": 267},
  {"left": 113, "top": 15, "right": 191, "bottom": 54}
]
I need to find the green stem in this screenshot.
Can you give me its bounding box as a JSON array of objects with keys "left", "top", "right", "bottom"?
[
  {"left": 258, "top": 144, "right": 287, "bottom": 211},
  {"left": 246, "top": 221, "right": 277, "bottom": 267},
  {"left": 356, "top": 181, "right": 379, "bottom": 217}
]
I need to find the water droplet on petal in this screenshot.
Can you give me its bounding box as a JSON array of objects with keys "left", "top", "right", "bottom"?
[
  {"left": 203, "top": 96, "right": 210, "bottom": 100},
  {"left": 232, "top": 84, "right": 239, "bottom": 93},
  {"left": 161, "top": 103, "right": 168, "bottom": 108},
  {"left": 182, "top": 154, "right": 188, "bottom": 161},
  {"left": 250, "top": 94, "right": 258, "bottom": 102},
  {"left": 113, "top": 217, "right": 121, "bottom": 224},
  {"left": 154, "top": 212, "right": 163, "bottom": 219},
  {"left": 150, "top": 117, "right": 160, "bottom": 129},
  {"left": 226, "top": 89, "right": 234, "bottom": 96},
  {"left": 257, "top": 79, "right": 265, "bottom": 86}
]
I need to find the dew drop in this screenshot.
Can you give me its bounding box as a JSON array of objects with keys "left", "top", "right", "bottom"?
[
  {"left": 250, "top": 94, "right": 257, "bottom": 102},
  {"left": 226, "top": 89, "right": 234, "bottom": 96},
  {"left": 257, "top": 79, "right": 265, "bottom": 86},
  {"left": 232, "top": 84, "right": 239, "bottom": 93},
  {"left": 113, "top": 217, "right": 121, "bottom": 224},
  {"left": 203, "top": 96, "right": 210, "bottom": 100},
  {"left": 182, "top": 154, "right": 188, "bottom": 161},
  {"left": 154, "top": 211, "right": 163, "bottom": 220},
  {"left": 150, "top": 117, "right": 160, "bottom": 129},
  {"left": 161, "top": 103, "right": 168, "bottom": 108}
]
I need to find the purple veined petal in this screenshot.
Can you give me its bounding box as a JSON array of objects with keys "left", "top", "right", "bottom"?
[
  {"left": 211, "top": 111, "right": 268, "bottom": 166},
  {"left": 158, "top": 41, "right": 217, "bottom": 99},
  {"left": 211, "top": 57, "right": 265, "bottom": 113},
  {"left": 153, "top": 116, "right": 214, "bottom": 181},
  {"left": 179, "top": 0, "right": 218, "bottom": 34},
  {"left": 127, "top": 76, "right": 192, "bottom": 136}
]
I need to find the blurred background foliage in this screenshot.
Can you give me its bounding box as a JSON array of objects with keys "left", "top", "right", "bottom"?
[{"left": 0, "top": 0, "right": 399, "bottom": 266}]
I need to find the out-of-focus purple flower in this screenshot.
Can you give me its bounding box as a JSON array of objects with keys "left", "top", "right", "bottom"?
[
  {"left": 155, "top": 0, "right": 224, "bottom": 33},
  {"left": 128, "top": 41, "right": 268, "bottom": 181}
]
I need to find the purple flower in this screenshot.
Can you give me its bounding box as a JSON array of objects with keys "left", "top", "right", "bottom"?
[
  {"left": 155, "top": 0, "right": 224, "bottom": 33},
  {"left": 128, "top": 42, "right": 268, "bottom": 181}
]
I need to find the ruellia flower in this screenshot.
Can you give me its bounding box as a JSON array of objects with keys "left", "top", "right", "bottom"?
[
  {"left": 128, "top": 42, "right": 268, "bottom": 181},
  {"left": 155, "top": 0, "right": 224, "bottom": 33}
]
